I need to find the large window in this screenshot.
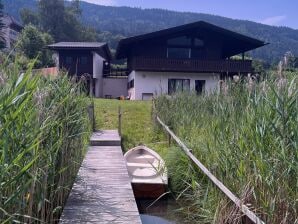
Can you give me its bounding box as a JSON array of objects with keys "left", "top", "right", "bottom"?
[
  {"left": 167, "top": 48, "right": 191, "bottom": 59},
  {"left": 168, "top": 79, "right": 190, "bottom": 94},
  {"left": 167, "top": 36, "right": 192, "bottom": 46},
  {"left": 166, "top": 36, "right": 205, "bottom": 59}
]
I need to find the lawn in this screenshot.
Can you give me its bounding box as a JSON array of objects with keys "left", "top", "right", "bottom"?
[{"left": 94, "top": 99, "right": 168, "bottom": 155}]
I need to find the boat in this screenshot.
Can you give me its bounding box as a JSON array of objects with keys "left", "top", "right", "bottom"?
[{"left": 124, "top": 145, "right": 168, "bottom": 199}]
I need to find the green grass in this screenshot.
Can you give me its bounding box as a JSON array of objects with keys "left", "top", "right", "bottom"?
[{"left": 94, "top": 99, "right": 168, "bottom": 155}]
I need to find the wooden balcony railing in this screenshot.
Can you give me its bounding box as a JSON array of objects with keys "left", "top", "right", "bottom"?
[
  {"left": 131, "top": 58, "right": 253, "bottom": 73},
  {"left": 103, "top": 68, "right": 129, "bottom": 78}
]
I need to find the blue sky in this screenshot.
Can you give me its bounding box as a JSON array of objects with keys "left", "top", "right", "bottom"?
[{"left": 83, "top": 0, "right": 298, "bottom": 29}]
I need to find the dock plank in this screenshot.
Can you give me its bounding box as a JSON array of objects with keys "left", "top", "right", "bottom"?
[{"left": 60, "top": 130, "right": 141, "bottom": 224}]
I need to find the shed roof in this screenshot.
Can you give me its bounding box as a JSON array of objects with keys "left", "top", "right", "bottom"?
[
  {"left": 48, "top": 42, "right": 112, "bottom": 60},
  {"left": 116, "top": 21, "right": 267, "bottom": 59},
  {"left": 48, "top": 42, "right": 107, "bottom": 49}
]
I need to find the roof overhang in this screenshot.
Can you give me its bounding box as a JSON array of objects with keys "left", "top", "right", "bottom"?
[
  {"left": 48, "top": 42, "right": 112, "bottom": 61},
  {"left": 116, "top": 21, "right": 267, "bottom": 59}
]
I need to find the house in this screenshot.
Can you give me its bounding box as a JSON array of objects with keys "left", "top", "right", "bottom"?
[
  {"left": 2, "top": 14, "right": 23, "bottom": 50},
  {"left": 48, "top": 42, "right": 128, "bottom": 98},
  {"left": 115, "top": 21, "right": 266, "bottom": 100}
]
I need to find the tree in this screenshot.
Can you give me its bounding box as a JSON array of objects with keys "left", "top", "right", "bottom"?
[
  {"left": 17, "top": 25, "right": 54, "bottom": 68},
  {"left": 36, "top": 0, "right": 98, "bottom": 42},
  {"left": 38, "top": 0, "right": 66, "bottom": 41},
  {"left": 20, "top": 8, "right": 39, "bottom": 26}
]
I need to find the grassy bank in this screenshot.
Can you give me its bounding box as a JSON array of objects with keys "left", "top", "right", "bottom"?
[
  {"left": 154, "top": 74, "right": 298, "bottom": 223},
  {"left": 94, "top": 99, "right": 168, "bottom": 155},
  {"left": 0, "top": 63, "right": 91, "bottom": 223}
]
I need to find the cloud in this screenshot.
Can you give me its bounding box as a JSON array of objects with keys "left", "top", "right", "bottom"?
[
  {"left": 260, "top": 15, "right": 287, "bottom": 26},
  {"left": 82, "top": 0, "right": 117, "bottom": 6}
]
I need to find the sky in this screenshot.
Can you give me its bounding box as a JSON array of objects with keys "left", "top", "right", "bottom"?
[{"left": 81, "top": 0, "right": 298, "bottom": 29}]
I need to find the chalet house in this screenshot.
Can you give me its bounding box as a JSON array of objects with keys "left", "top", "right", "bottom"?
[
  {"left": 48, "top": 42, "right": 127, "bottom": 98},
  {"left": 2, "top": 14, "right": 23, "bottom": 50},
  {"left": 115, "top": 21, "right": 266, "bottom": 100}
]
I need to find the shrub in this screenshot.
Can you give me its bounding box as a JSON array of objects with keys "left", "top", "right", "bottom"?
[
  {"left": 155, "top": 74, "right": 297, "bottom": 223},
  {"left": 0, "top": 61, "right": 91, "bottom": 222}
]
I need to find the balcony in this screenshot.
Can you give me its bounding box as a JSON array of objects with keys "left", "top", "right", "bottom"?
[{"left": 131, "top": 57, "right": 253, "bottom": 73}]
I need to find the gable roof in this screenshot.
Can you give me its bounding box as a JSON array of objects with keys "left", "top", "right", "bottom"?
[
  {"left": 48, "top": 42, "right": 112, "bottom": 60},
  {"left": 116, "top": 21, "right": 267, "bottom": 59}
]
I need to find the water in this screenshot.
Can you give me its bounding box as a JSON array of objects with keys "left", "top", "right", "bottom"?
[{"left": 136, "top": 196, "right": 186, "bottom": 224}]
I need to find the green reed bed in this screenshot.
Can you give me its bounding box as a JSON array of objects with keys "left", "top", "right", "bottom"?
[
  {"left": 0, "top": 62, "right": 91, "bottom": 223},
  {"left": 154, "top": 73, "right": 297, "bottom": 223}
]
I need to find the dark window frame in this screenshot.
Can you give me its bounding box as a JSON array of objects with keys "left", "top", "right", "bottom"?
[
  {"left": 127, "top": 79, "right": 134, "bottom": 89},
  {"left": 195, "top": 80, "right": 206, "bottom": 94},
  {"left": 166, "top": 36, "right": 205, "bottom": 59},
  {"left": 65, "top": 56, "right": 73, "bottom": 64},
  {"left": 80, "top": 56, "right": 88, "bottom": 65},
  {"left": 168, "top": 79, "right": 190, "bottom": 95}
]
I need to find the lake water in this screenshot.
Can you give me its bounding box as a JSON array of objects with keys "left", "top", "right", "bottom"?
[{"left": 136, "top": 196, "right": 186, "bottom": 224}]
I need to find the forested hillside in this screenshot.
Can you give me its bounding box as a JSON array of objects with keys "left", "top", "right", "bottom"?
[{"left": 4, "top": 0, "right": 298, "bottom": 63}]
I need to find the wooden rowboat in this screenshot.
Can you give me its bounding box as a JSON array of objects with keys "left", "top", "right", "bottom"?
[{"left": 124, "top": 145, "right": 168, "bottom": 199}]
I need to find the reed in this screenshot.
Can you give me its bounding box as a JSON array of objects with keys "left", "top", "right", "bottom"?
[
  {"left": 154, "top": 72, "right": 297, "bottom": 223},
  {"left": 0, "top": 60, "right": 91, "bottom": 223}
]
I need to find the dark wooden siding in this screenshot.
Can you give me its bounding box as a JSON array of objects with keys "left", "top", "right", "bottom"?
[
  {"left": 59, "top": 50, "right": 93, "bottom": 76},
  {"left": 131, "top": 57, "right": 253, "bottom": 73},
  {"left": 127, "top": 31, "right": 224, "bottom": 61}
]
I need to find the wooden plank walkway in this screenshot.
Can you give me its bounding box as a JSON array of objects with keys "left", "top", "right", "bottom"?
[{"left": 60, "top": 130, "right": 142, "bottom": 224}]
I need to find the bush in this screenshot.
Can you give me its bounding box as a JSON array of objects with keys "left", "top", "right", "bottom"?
[
  {"left": 155, "top": 74, "right": 297, "bottom": 223},
  {"left": 0, "top": 61, "right": 91, "bottom": 222}
]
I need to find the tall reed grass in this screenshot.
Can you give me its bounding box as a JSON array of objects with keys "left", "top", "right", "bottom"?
[
  {"left": 0, "top": 61, "right": 91, "bottom": 223},
  {"left": 154, "top": 72, "right": 297, "bottom": 223}
]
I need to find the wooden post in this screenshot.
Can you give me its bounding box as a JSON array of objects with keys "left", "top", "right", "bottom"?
[
  {"left": 87, "top": 102, "right": 95, "bottom": 131},
  {"left": 118, "top": 106, "right": 122, "bottom": 136}
]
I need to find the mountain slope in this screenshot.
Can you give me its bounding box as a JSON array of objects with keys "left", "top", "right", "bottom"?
[{"left": 3, "top": 0, "right": 298, "bottom": 63}]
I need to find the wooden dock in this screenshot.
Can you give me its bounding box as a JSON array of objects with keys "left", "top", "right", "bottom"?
[{"left": 60, "top": 130, "right": 142, "bottom": 224}]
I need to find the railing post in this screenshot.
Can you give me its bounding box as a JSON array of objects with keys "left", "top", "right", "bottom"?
[
  {"left": 118, "top": 106, "right": 122, "bottom": 137},
  {"left": 88, "top": 102, "right": 96, "bottom": 131},
  {"left": 168, "top": 133, "right": 171, "bottom": 146}
]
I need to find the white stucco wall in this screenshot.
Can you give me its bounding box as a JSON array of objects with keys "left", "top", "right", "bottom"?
[
  {"left": 103, "top": 78, "right": 128, "bottom": 98},
  {"left": 130, "top": 71, "right": 220, "bottom": 100},
  {"left": 93, "top": 52, "right": 105, "bottom": 97}
]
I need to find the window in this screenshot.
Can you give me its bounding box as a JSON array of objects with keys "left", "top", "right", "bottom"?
[
  {"left": 192, "top": 48, "right": 205, "bottom": 59},
  {"left": 127, "top": 79, "right": 134, "bottom": 89},
  {"left": 80, "top": 56, "right": 88, "bottom": 65},
  {"left": 167, "top": 36, "right": 191, "bottom": 46},
  {"left": 168, "top": 79, "right": 190, "bottom": 94},
  {"left": 194, "top": 38, "right": 204, "bottom": 47},
  {"left": 65, "top": 56, "right": 73, "bottom": 64},
  {"left": 166, "top": 36, "right": 205, "bottom": 59},
  {"left": 167, "top": 48, "right": 191, "bottom": 59},
  {"left": 195, "top": 80, "right": 206, "bottom": 94}
]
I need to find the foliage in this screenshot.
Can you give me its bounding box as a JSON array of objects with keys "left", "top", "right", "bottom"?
[
  {"left": 0, "top": 60, "right": 91, "bottom": 222},
  {"left": 17, "top": 0, "right": 98, "bottom": 42},
  {"left": 20, "top": 8, "right": 39, "bottom": 27},
  {"left": 154, "top": 72, "right": 298, "bottom": 223},
  {"left": 0, "top": 0, "right": 5, "bottom": 49},
  {"left": 17, "top": 24, "right": 54, "bottom": 68}
]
